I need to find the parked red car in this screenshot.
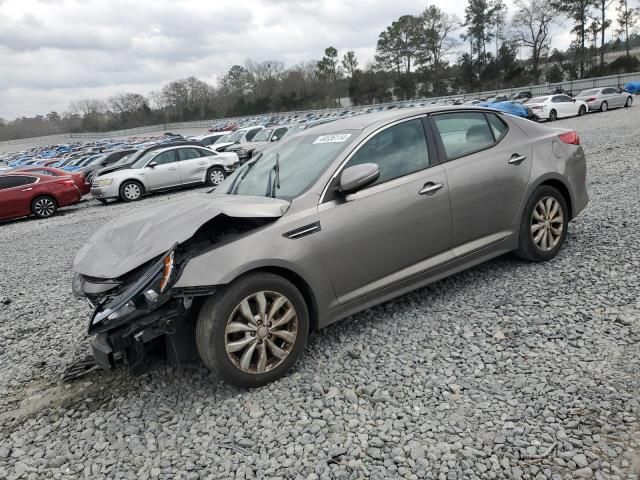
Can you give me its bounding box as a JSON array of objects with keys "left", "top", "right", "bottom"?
[
  {"left": 15, "top": 166, "right": 90, "bottom": 195},
  {"left": 0, "top": 174, "right": 81, "bottom": 222}
]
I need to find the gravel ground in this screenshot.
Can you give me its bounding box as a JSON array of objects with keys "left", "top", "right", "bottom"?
[{"left": 1, "top": 107, "right": 639, "bottom": 480}]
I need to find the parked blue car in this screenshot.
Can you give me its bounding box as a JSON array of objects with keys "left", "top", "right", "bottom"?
[{"left": 477, "top": 100, "right": 531, "bottom": 118}]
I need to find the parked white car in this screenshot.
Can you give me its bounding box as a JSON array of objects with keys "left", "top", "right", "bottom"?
[
  {"left": 90, "top": 145, "right": 238, "bottom": 202},
  {"left": 190, "top": 131, "right": 233, "bottom": 147},
  {"left": 525, "top": 95, "right": 588, "bottom": 121},
  {"left": 212, "top": 126, "right": 265, "bottom": 153}
]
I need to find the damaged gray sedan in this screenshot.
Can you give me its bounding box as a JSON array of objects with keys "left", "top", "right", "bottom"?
[{"left": 72, "top": 107, "right": 588, "bottom": 387}]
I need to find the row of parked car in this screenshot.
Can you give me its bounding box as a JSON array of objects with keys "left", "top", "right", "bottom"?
[{"left": 1, "top": 83, "right": 637, "bottom": 223}]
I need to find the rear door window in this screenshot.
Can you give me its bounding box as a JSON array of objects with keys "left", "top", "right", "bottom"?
[
  {"left": 432, "top": 112, "right": 496, "bottom": 159},
  {"left": 177, "top": 148, "right": 201, "bottom": 161},
  {"left": 0, "top": 176, "right": 37, "bottom": 190}
]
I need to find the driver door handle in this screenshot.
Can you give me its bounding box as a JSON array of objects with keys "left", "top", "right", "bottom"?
[
  {"left": 419, "top": 182, "right": 443, "bottom": 195},
  {"left": 22, "top": 188, "right": 33, "bottom": 191},
  {"left": 509, "top": 154, "right": 527, "bottom": 165},
  {"left": 169, "top": 167, "right": 177, "bottom": 170}
]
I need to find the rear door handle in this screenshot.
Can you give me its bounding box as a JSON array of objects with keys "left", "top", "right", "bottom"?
[
  {"left": 22, "top": 188, "right": 33, "bottom": 191},
  {"left": 509, "top": 154, "right": 527, "bottom": 165},
  {"left": 169, "top": 167, "right": 177, "bottom": 170},
  {"left": 419, "top": 182, "right": 443, "bottom": 195},
  {"left": 198, "top": 162, "right": 206, "bottom": 165}
]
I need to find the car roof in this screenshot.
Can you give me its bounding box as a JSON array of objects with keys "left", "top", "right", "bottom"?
[{"left": 307, "top": 106, "right": 507, "bottom": 135}]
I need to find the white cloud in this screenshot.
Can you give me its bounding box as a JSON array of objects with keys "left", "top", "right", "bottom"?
[{"left": 0, "top": 0, "right": 607, "bottom": 119}]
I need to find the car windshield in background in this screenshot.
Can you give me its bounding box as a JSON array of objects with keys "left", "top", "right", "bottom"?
[
  {"left": 86, "top": 154, "right": 106, "bottom": 165},
  {"left": 527, "top": 97, "right": 549, "bottom": 103},
  {"left": 220, "top": 131, "right": 245, "bottom": 143},
  {"left": 217, "top": 130, "right": 358, "bottom": 200},
  {"left": 578, "top": 89, "right": 600, "bottom": 96},
  {"left": 251, "top": 129, "right": 272, "bottom": 142}
]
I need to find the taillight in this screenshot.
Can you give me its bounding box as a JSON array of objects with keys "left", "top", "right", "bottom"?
[
  {"left": 586, "top": 97, "right": 596, "bottom": 102},
  {"left": 59, "top": 179, "right": 75, "bottom": 186},
  {"left": 559, "top": 131, "right": 580, "bottom": 145}
]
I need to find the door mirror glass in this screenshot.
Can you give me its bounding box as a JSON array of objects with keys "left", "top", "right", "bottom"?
[
  {"left": 147, "top": 161, "right": 157, "bottom": 168},
  {"left": 339, "top": 163, "right": 380, "bottom": 194}
]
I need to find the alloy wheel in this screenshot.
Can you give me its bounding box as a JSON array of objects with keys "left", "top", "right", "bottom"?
[
  {"left": 531, "top": 196, "right": 564, "bottom": 252},
  {"left": 224, "top": 291, "right": 298, "bottom": 374},
  {"left": 601, "top": 102, "right": 608, "bottom": 112},
  {"left": 33, "top": 198, "right": 55, "bottom": 217},
  {"left": 123, "top": 183, "right": 141, "bottom": 200},
  {"left": 210, "top": 169, "right": 225, "bottom": 186}
]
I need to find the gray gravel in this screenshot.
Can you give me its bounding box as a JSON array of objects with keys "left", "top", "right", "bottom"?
[{"left": 1, "top": 107, "right": 639, "bottom": 479}]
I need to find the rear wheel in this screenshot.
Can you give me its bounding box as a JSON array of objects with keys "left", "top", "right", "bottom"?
[
  {"left": 600, "top": 101, "right": 608, "bottom": 112},
  {"left": 196, "top": 273, "right": 309, "bottom": 387},
  {"left": 206, "top": 167, "right": 226, "bottom": 187},
  {"left": 625, "top": 96, "right": 633, "bottom": 107},
  {"left": 516, "top": 185, "right": 568, "bottom": 262},
  {"left": 31, "top": 196, "right": 57, "bottom": 218},
  {"left": 119, "top": 180, "right": 143, "bottom": 202},
  {"left": 548, "top": 109, "right": 557, "bottom": 121},
  {"left": 578, "top": 105, "right": 586, "bottom": 116}
]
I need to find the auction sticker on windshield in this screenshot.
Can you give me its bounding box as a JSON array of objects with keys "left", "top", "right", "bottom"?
[{"left": 313, "top": 134, "right": 352, "bottom": 144}]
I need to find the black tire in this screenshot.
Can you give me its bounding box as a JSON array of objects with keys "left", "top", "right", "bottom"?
[
  {"left": 578, "top": 105, "right": 586, "bottom": 116},
  {"left": 119, "top": 180, "right": 143, "bottom": 202},
  {"left": 548, "top": 109, "right": 557, "bottom": 121},
  {"left": 625, "top": 96, "right": 633, "bottom": 108},
  {"left": 196, "top": 272, "right": 309, "bottom": 387},
  {"left": 31, "top": 196, "right": 58, "bottom": 218},
  {"left": 516, "top": 185, "right": 569, "bottom": 262},
  {"left": 205, "top": 167, "right": 226, "bottom": 187},
  {"left": 600, "top": 101, "right": 608, "bottom": 112}
]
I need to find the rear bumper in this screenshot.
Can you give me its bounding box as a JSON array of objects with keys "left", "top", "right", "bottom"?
[{"left": 59, "top": 187, "right": 82, "bottom": 207}]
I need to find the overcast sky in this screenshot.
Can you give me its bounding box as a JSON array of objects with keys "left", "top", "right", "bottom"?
[{"left": 0, "top": 0, "right": 585, "bottom": 120}]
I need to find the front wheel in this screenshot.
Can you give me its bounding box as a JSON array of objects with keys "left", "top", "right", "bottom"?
[
  {"left": 625, "top": 97, "right": 633, "bottom": 108},
  {"left": 206, "top": 167, "right": 226, "bottom": 187},
  {"left": 119, "top": 180, "right": 143, "bottom": 202},
  {"left": 578, "top": 105, "right": 586, "bottom": 116},
  {"left": 516, "top": 185, "right": 569, "bottom": 262},
  {"left": 600, "top": 101, "right": 608, "bottom": 112},
  {"left": 548, "top": 109, "right": 557, "bottom": 121},
  {"left": 31, "top": 196, "right": 57, "bottom": 218},
  {"left": 196, "top": 273, "right": 309, "bottom": 387}
]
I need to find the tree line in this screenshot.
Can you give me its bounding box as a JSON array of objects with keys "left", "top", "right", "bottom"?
[{"left": 1, "top": 0, "right": 639, "bottom": 141}]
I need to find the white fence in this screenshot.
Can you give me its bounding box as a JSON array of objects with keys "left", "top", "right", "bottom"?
[{"left": 2, "top": 71, "right": 640, "bottom": 148}]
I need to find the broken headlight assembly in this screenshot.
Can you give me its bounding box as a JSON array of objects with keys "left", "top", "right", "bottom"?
[{"left": 88, "top": 246, "right": 179, "bottom": 334}]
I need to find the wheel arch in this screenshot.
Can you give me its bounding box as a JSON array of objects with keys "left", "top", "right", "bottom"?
[
  {"left": 536, "top": 178, "right": 573, "bottom": 220},
  {"left": 226, "top": 266, "right": 320, "bottom": 332}
]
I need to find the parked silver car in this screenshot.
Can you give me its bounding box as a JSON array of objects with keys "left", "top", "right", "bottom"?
[
  {"left": 574, "top": 87, "right": 634, "bottom": 112},
  {"left": 73, "top": 107, "right": 588, "bottom": 386},
  {"left": 90, "top": 145, "right": 239, "bottom": 202}
]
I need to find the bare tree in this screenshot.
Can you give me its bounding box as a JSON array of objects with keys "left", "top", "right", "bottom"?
[{"left": 512, "top": 0, "right": 559, "bottom": 83}]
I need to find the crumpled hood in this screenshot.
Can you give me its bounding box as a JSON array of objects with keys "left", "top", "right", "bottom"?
[{"left": 73, "top": 194, "right": 290, "bottom": 279}]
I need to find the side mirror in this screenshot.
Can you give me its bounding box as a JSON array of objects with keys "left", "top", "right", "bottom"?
[
  {"left": 271, "top": 136, "right": 279, "bottom": 142},
  {"left": 148, "top": 161, "right": 157, "bottom": 168},
  {"left": 339, "top": 163, "right": 380, "bottom": 195},
  {"left": 572, "top": 98, "right": 576, "bottom": 102}
]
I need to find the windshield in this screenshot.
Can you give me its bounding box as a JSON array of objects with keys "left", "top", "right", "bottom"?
[
  {"left": 578, "top": 89, "right": 600, "bottom": 97},
  {"left": 216, "top": 130, "right": 358, "bottom": 200},
  {"left": 251, "top": 129, "right": 273, "bottom": 142},
  {"left": 219, "top": 130, "right": 245, "bottom": 143},
  {"left": 86, "top": 154, "right": 107, "bottom": 166},
  {"left": 527, "top": 96, "right": 549, "bottom": 104},
  {"left": 131, "top": 151, "right": 157, "bottom": 169}
]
